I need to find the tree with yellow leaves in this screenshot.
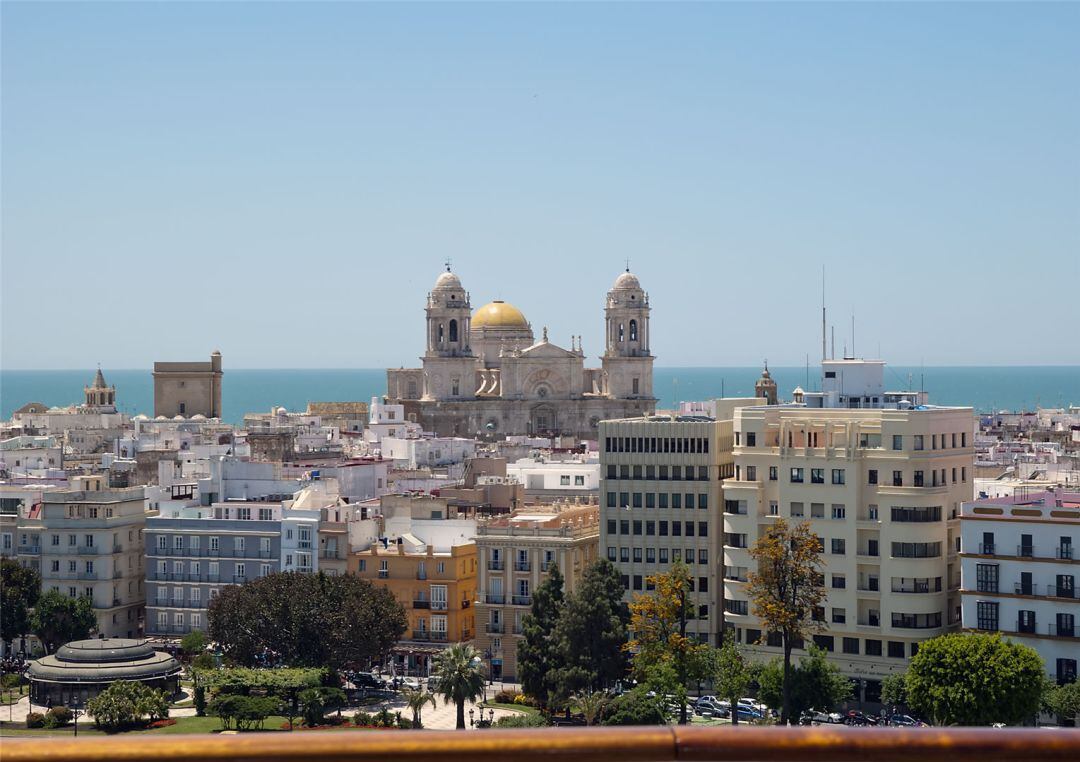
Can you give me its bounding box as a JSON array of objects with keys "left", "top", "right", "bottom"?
[
  {"left": 626, "top": 561, "right": 709, "bottom": 725},
  {"left": 746, "top": 517, "right": 825, "bottom": 725}
]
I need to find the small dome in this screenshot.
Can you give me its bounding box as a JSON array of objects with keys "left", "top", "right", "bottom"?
[
  {"left": 172, "top": 414, "right": 185, "bottom": 420},
  {"left": 191, "top": 413, "right": 207, "bottom": 420},
  {"left": 793, "top": 386, "right": 805, "bottom": 394},
  {"left": 155, "top": 415, "right": 167, "bottom": 421},
  {"left": 434, "top": 270, "right": 462, "bottom": 291},
  {"left": 613, "top": 270, "right": 642, "bottom": 290},
  {"left": 472, "top": 300, "right": 529, "bottom": 329},
  {"left": 133, "top": 414, "right": 149, "bottom": 421}
]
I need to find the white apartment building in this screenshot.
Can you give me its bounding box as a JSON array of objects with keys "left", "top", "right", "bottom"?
[
  {"left": 473, "top": 503, "right": 600, "bottom": 681},
  {"left": 722, "top": 360, "right": 975, "bottom": 703},
  {"left": 599, "top": 415, "right": 733, "bottom": 646},
  {"left": 960, "top": 489, "right": 1078, "bottom": 686},
  {"left": 22, "top": 476, "right": 147, "bottom": 638},
  {"left": 505, "top": 457, "right": 600, "bottom": 496}
]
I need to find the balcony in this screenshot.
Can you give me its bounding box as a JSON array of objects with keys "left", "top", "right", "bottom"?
[
  {"left": 485, "top": 594, "right": 505, "bottom": 605},
  {"left": 541, "top": 562, "right": 553, "bottom": 572},
  {"left": 18, "top": 545, "right": 41, "bottom": 555},
  {"left": 378, "top": 570, "right": 389, "bottom": 579},
  {"left": 76, "top": 572, "right": 98, "bottom": 580},
  {"left": 485, "top": 622, "right": 504, "bottom": 634},
  {"left": 979, "top": 543, "right": 996, "bottom": 555},
  {"left": 112, "top": 598, "right": 122, "bottom": 606},
  {"left": 1058, "top": 546, "right": 1074, "bottom": 560},
  {"left": 1049, "top": 623, "right": 1076, "bottom": 638},
  {"left": 113, "top": 544, "right": 123, "bottom": 553},
  {"left": 2, "top": 725, "right": 1076, "bottom": 762},
  {"left": 77, "top": 546, "right": 99, "bottom": 555},
  {"left": 413, "top": 600, "right": 431, "bottom": 609},
  {"left": 514, "top": 561, "right": 531, "bottom": 572},
  {"left": 488, "top": 560, "right": 505, "bottom": 571},
  {"left": 512, "top": 595, "right": 532, "bottom": 606},
  {"left": 113, "top": 569, "right": 124, "bottom": 578},
  {"left": 1016, "top": 545, "right": 1034, "bottom": 558},
  {"left": 1014, "top": 583, "right": 1037, "bottom": 596},
  {"left": 461, "top": 599, "right": 471, "bottom": 609},
  {"left": 1048, "top": 585, "right": 1076, "bottom": 599},
  {"left": 431, "top": 601, "right": 448, "bottom": 611}
]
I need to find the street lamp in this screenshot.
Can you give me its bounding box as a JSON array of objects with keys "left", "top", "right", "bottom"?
[
  {"left": 468, "top": 708, "right": 475, "bottom": 727},
  {"left": 72, "top": 696, "right": 81, "bottom": 737},
  {"left": 483, "top": 649, "right": 493, "bottom": 686}
]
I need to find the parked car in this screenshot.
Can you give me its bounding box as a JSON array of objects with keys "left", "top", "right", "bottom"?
[{"left": 889, "top": 714, "right": 925, "bottom": 727}]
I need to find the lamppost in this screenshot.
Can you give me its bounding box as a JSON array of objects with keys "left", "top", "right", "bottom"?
[
  {"left": 483, "top": 649, "right": 493, "bottom": 686},
  {"left": 72, "top": 696, "right": 81, "bottom": 737},
  {"left": 468, "top": 708, "right": 475, "bottom": 728}
]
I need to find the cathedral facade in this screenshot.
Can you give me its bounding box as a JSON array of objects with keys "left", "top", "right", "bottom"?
[{"left": 386, "top": 268, "right": 657, "bottom": 440}]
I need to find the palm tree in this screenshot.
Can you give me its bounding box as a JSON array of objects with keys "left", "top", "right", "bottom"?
[
  {"left": 402, "top": 688, "right": 438, "bottom": 729},
  {"left": 433, "top": 643, "right": 485, "bottom": 730},
  {"left": 573, "top": 690, "right": 610, "bottom": 726}
]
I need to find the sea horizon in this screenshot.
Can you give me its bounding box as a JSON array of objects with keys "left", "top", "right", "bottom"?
[{"left": 3, "top": 366, "right": 1078, "bottom": 426}]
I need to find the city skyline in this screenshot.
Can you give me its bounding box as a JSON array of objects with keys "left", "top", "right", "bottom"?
[{"left": 3, "top": 3, "right": 1078, "bottom": 370}]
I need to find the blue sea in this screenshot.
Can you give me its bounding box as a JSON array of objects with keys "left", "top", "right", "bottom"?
[{"left": 1, "top": 367, "right": 1077, "bottom": 426}]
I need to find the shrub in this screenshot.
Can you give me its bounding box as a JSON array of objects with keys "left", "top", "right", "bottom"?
[
  {"left": 601, "top": 689, "right": 667, "bottom": 726},
  {"left": 493, "top": 689, "right": 518, "bottom": 704},
  {"left": 494, "top": 713, "right": 548, "bottom": 728},
  {"left": 48, "top": 706, "right": 73, "bottom": 725},
  {"left": 86, "top": 680, "right": 170, "bottom": 731},
  {"left": 193, "top": 685, "right": 206, "bottom": 717},
  {"left": 396, "top": 714, "right": 413, "bottom": 729},
  {"left": 375, "top": 706, "right": 394, "bottom": 728},
  {"left": 2, "top": 673, "right": 23, "bottom": 690},
  {"left": 26, "top": 712, "right": 45, "bottom": 729},
  {"left": 512, "top": 693, "right": 539, "bottom": 707},
  {"left": 192, "top": 653, "right": 215, "bottom": 671},
  {"left": 42, "top": 713, "right": 60, "bottom": 729},
  {"left": 210, "top": 694, "right": 279, "bottom": 731},
  {"left": 353, "top": 710, "right": 373, "bottom": 726}
]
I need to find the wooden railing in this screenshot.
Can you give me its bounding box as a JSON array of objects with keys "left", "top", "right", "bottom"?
[{"left": 4, "top": 726, "right": 1079, "bottom": 762}]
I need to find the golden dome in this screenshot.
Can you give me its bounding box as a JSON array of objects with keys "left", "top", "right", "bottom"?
[{"left": 472, "top": 300, "right": 529, "bottom": 329}]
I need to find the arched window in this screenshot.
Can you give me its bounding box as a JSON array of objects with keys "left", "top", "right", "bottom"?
[
  {"left": 629, "top": 320, "right": 638, "bottom": 342},
  {"left": 618, "top": 323, "right": 625, "bottom": 342},
  {"left": 438, "top": 323, "right": 445, "bottom": 343},
  {"left": 449, "top": 319, "right": 458, "bottom": 342}
]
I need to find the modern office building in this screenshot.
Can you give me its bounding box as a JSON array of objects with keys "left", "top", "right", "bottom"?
[
  {"left": 722, "top": 359, "right": 975, "bottom": 702},
  {"left": 599, "top": 414, "right": 734, "bottom": 646},
  {"left": 473, "top": 502, "right": 600, "bottom": 680},
  {"left": 960, "top": 489, "right": 1078, "bottom": 686}
]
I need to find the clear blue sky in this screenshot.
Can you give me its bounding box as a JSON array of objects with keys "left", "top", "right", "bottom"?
[{"left": 3, "top": 2, "right": 1077, "bottom": 369}]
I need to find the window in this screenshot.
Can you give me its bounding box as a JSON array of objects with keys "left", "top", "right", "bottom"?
[
  {"left": 868, "top": 469, "right": 878, "bottom": 485},
  {"left": 831, "top": 504, "right": 846, "bottom": 520},
  {"left": 832, "top": 469, "right": 845, "bottom": 485},
  {"left": 811, "top": 469, "right": 825, "bottom": 484},
  {"left": 790, "top": 502, "right": 804, "bottom": 517},
  {"left": 976, "top": 564, "right": 999, "bottom": 593},
  {"left": 913, "top": 435, "right": 924, "bottom": 451},
  {"left": 746, "top": 432, "right": 756, "bottom": 447},
  {"left": 913, "top": 471, "right": 924, "bottom": 487},
  {"left": 620, "top": 547, "right": 629, "bottom": 562},
  {"left": 769, "top": 466, "right": 778, "bottom": 481},
  {"left": 892, "top": 542, "right": 941, "bottom": 558},
  {"left": 832, "top": 574, "right": 846, "bottom": 589},
  {"left": 892, "top": 471, "right": 903, "bottom": 487},
  {"left": 574, "top": 475, "right": 585, "bottom": 486},
  {"left": 698, "top": 494, "right": 708, "bottom": 510},
  {"left": 891, "top": 505, "right": 941, "bottom": 522},
  {"left": 768, "top": 500, "right": 779, "bottom": 516},
  {"left": 607, "top": 547, "right": 616, "bottom": 562},
  {"left": 210, "top": 536, "right": 219, "bottom": 551},
  {"left": 646, "top": 548, "right": 655, "bottom": 563},
  {"left": 746, "top": 466, "right": 757, "bottom": 481},
  {"left": 865, "top": 639, "right": 882, "bottom": 656},
  {"left": 831, "top": 608, "right": 846, "bottom": 624},
  {"left": 892, "top": 435, "right": 902, "bottom": 450},
  {"left": 831, "top": 538, "right": 845, "bottom": 555},
  {"left": 976, "top": 601, "right": 999, "bottom": 631},
  {"left": 790, "top": 468, "right": 804, "bottom": 483},
  {"left": 358, "top": 559, "right": 367, "bottom": 572},
  {"left": 842, "top": 637, "right": 859, "bottom": 655},
  {"left": 633, "top": 548, "right": 642, "bottom": 562},
  {"left": 888, "top": 641, "right": 905, "bottom": 658}
]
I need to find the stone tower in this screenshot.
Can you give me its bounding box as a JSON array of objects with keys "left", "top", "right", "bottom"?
[
  {"left": 84, "top": 367, "right": 116, "bottom": 411},
  {"left": 601, "top": 268, "right": 654, "bottom": 399},
  {"left": 422, "top": 267, "right": 476, "bottom": 401},
  {"left": 755, "top": 364, "right": 778, "bottom": 405}
]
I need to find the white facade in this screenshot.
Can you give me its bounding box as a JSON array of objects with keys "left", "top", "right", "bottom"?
[
  {"left": 960, "top": 490, "right": 1079, "bottom": 685},
  {"left": 505, "top": 457, "right": 600, "bottom": 493},
  {"left": 379, "top": 436, "right": 476, "bottom": 470}
]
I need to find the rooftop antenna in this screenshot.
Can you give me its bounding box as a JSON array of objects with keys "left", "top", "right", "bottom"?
[
  {"left": 821, "top": 265, "right": 826, "bottom": 363},
  {"left": 831, "top": 326, "right": 835, "bottom": 360},
  {"left": 851, "top": 312, "right": 855, "bottom": 359}
]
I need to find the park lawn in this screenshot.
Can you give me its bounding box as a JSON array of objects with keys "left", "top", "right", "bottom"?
[
  {"left": 0, "top": 715, "right": 292, "bottom": 738},
  {"left": 1, "top": 686, "right": 29, "bottom": 704},
  {"left": 480, "top": 702, "right": 534, "bottom": 716}
]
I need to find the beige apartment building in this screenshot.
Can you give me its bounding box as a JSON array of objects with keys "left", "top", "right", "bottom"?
[
  {"left": 23, "top": 475, "right": 148, "bottom": 638},
  {"left": 722, "top": 396, "right": 974, "bottom": 702},
  {"left": 473, "top": 502, "right": 600, "bottom": 681},
  {"left": 599, "top": 413, "right": 739, "bottom": 647}
]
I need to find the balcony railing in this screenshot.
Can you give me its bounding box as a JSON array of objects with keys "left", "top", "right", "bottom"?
[
  {"left": 1017, "top": 619, "right": 1037, "bottom": 634},
  {"left": 77, "top": 546, "right": 99, "bottom": 555},
  {"left": 17, "top": 545, "right": 41, "bottom": 555},
  {"left": 1050, "top": 622, "right": 1076, "bottom": 638},
  {"left": 6, "top": 725, "right": 1074, "bottom": 762},
  {"left": 514, "top": 562, "right": 531, "bottom": 572},
  {"left": 979, "top": 543, "right": 995, "bottom": 555},
  {"left": 1047, "top": 585, "right": 1075, "bottom": 599},
  {"left": 1058, "top": 546, "right": 1074, "bottom": 560},
  {"left": 1014, "top": 583, "right": 1037, "bottom": 596},
  {"left": 485, "top": 622, "right": 504, "bottom": 634},
  {"left": 413, "top": 600, "right": 430, "bottom": 609},
  {"left": 485, "top": 594, "right": 505, "bottom": 605},
  {"left": 488, "top": 560, "right": 505, "bottom": 571},
  {"left": 512, "top": 595, "right": 532, "bottom": 606},
  {"left": 1016, "top": 545, "right": 1034, "bottom": 558},
  {"left": 431, "top": 601, "right": 447, "bottom": 611}
]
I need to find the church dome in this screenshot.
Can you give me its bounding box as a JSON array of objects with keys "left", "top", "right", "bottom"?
[
  {"left": 434, "top": 270, "right": 462, "bottom": 291},
  {"left": 612, "top": 270, "right": 642, "bottom": 290},
  {"left": 472, "top": 300, "right": 529, "bottom": 329}
]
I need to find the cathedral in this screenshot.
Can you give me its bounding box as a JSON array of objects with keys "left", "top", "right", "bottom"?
[{"left": 385, "top": 267, "right": 657, "bottom": 440}]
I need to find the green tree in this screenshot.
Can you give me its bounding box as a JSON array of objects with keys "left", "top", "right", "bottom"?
[
  {"left": 572, "top": 689, "right": 611, "bottom": 726},
  {"left": 712, "top": 640, "right": 752, "bottom": 725},
  {"left": 85, "top": 680, "right": 169, "bottom": 731},
  {"left": 1046, "top": 681, "right": 1080, "bottom": 726},
  {"left": 517, "top": 563, "right": 564, "bottom": 708},
  {"left": 550, "top": 560, "right": 629, "bottom": 702},
  {"left": 209, "top": 694, "right": 280, "bottom": 731},
  {"left": 905, "top": 633, "right": 1046, "bottom": 726},
  {"left": 30, "top": 590, "right": 96, "bottom": 653},
  {"left": 402, "top": 688, "right": 438, "bottom": 728},
  {"left": 601, "top": 687, "right": 667, "bottom": 726},
  {"left": 756, "top": 646, "right": 851, "bottom": 720},
  {"left": 1, "top": 559, "right": 40, "bottom": 648},
  {"left": 208, "top": 571, "right": 406, "bottom": 670},
  {"left": 180, "top": 629, "right": 207, "bottom": 658},
  {"left": 432, "top": 643, "right": 486, "bottom": 730},
  {"left": 746, "top": 518, "right": 825, "bottom": 724},
  {"left": 881, "top": 672, "right": 908, "bottom": 708},
  {"left": 298, "top": 686, "right": 345, "bottom": 727},
  {"left": 626, "top": 561, "right": 707, "bottom": 724}
]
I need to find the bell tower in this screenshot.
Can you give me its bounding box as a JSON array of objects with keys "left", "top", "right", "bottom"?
[
  {"left": 602, "top": 268, "right": 654, "bottom": 399},
  {"left": 422, "top": 264, "right": 476, "bottom": 401}
]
